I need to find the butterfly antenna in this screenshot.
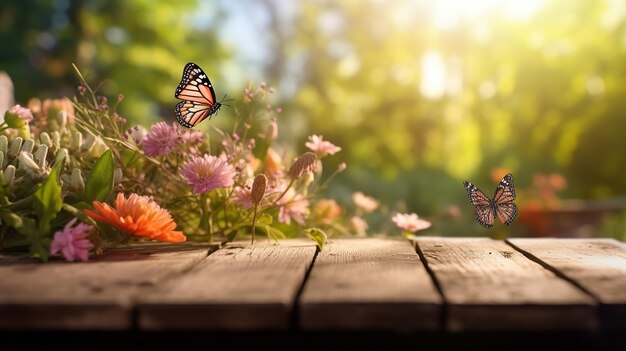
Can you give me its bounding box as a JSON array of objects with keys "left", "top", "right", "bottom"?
[{"left": 220, "top": 94, "right": 234, "bottom": 107}]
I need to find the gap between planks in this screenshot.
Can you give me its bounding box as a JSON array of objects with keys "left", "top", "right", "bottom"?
[{"left": 412, "top": 237, "right": 598, "bottom": 332}]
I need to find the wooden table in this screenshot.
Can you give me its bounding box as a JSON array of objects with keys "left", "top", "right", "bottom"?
[{"left": 1, "top": 237, "right": 625, "bottom": 349}]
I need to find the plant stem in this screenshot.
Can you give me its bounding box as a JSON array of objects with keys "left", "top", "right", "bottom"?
[
  {"left": 271, "top": 178, "right": 295, "bottom": 206},
  {"left": 251, "top": 204, "right": 258, "bottom": 244}
]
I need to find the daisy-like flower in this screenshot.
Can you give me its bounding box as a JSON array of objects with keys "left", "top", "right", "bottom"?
[
  {"left": 278, "top": 189, "right": 309, "bottom": 225},
  {"left": 305, "top": 134, "right": 341, "bottom": 156},
  {"left": 143, "top": 122, "right": 181, "bottom": 157},
  {"left": 50, "top": 218, "right": 95, "bottom": 262},
  {"left": 85, "top": 193, "right": 186, "bottom": 243},
  {"left": 392, "top": 213, "right": 432, "bottom": 233},
  {"left": 181, "top": 154, "right": 236, "bottom": 194},
  {"left": 352, "top": 192, "right": 379, "bottom": 213}
]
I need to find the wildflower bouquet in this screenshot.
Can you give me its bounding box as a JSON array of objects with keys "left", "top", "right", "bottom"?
[
  {"left": 0, "top": 68, "right": 348, "bottom": 261},
  {"left": 0, "top": 67, "right": 432, "bottom": 262}
]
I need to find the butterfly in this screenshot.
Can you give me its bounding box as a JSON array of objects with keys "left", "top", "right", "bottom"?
[
  {"left": 463, "top": 173, "right": 518, "bottom": 228},
  {"left": 174, "top": 62, "right": 222, "bottom": 128}
]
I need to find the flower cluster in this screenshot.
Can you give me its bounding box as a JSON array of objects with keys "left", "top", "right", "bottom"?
[{"left": 0, "top": 69, "right": 432, "bottom": 263}]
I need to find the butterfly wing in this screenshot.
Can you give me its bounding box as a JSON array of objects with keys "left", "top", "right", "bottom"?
[
  {"left": 175, "top": 62, "right": 218, "bottom": 105},
  {"left": 492, "top": 173, "right": 518, "bottom": 225},
  {"left": 464, "top": 180, "right": 496, "bottom": 228},
  {"left": 174, "top": 62, "right": 221, "bottom": 128}
]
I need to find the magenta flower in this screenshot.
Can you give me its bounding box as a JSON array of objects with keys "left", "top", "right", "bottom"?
[
  {"left": 143, "top": 122, "right": 181, "bottom": 157},
  {"left": 50, "top": 218, "right": 95, "bottom": 262},
  {"left": 278, "top": 189, "right": 309, "bottom": 225},
  {"left": 305, "top": 135, "right": 341, "bottom": 156},
  {"left": 181, "top": 154, "right": 236, "bottom": 194},
  {"left": 392, "top": 213, "right": 432, "bottom": 233}
]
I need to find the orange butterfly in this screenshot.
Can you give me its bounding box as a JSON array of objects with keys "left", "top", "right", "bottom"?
[{"left": 174, "top": 62, "right": 222, "bottom": 128}]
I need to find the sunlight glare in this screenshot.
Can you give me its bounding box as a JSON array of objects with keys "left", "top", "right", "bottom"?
[{"left": 433, "top": 0, "right": 544, "bottom": 30}]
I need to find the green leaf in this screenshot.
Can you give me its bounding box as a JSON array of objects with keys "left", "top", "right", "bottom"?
[
  {"left": 34, "top": 166, "right": 63, "bottom": 234},
  {"left": 85, "top": 149, "right": 114, "bottom": 202},
  {"left": 305, "top": 228, "right": 328, "bottom": 251},
  {"left": 256, "top": 213, "right": 273, "bottom": 225},
  {"left": 263, "top": 225, "right": 286, "bottom": 241},
  {"left": 29, "top": 237, "right": 51, "bottom": 262},
  {"left": 0, "top": 210, "right": 38, "bottom": 237}
]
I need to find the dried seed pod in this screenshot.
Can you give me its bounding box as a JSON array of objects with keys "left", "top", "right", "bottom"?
[
  {"left": 288, "top": 152, "right": 317, "bottom": 179},
  {"left": 251, "top": 174, "right": 267, "bottom": 205}
]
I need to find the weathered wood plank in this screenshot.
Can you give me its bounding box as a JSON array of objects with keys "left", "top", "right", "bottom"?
[
  {"left": 299, "top": 238, "right": 441, "bottom": 331},
  {"left": 138, "top": 239, "right": 316, "bottom": 331},
  {"left": 508, "top": 238, "right": 626, "bottom": 329},
  {"left": 0, "top": 243, "right": 214, "bottom": 330},
  {"left": 414, "top": 237, "right": 597, "bottom": 331}
]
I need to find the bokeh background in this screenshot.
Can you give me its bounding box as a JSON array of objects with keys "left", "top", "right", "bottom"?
[{"left": 2, "top": 0, "right": 626, "bottom": 239}]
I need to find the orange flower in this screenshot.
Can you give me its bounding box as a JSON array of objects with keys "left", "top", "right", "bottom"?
[{"left": 85, "top": 193, "right": 186, "bottom": 243}]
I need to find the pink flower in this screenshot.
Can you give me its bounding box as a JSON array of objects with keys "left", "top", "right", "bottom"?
[
  {"left": 233, "top": 181, "right": 254, "bottom": 209},
  {"left": 50, "top": 218, "right": 95, "bottom": 262},
  {"left": 352, "top": 192, "right": 379, "bottom": 213},
  {"left": 278, "top": 189, "right": 309, "bottom": 225},
  {"left": 351, "top": 216, "right": 369, "bottom": 236},
  {"left": 392, "top": 213, "right": 432, "bottom": 232},
  {"left": 305, "top": 135, "right": 341, "bottom": 156},
  {"left": 143, "top": 122, "right": 181, "bottom": 157},
  {"left": 8, "top": 104, "right": 33, "bottom": 122},
  {"left": 181, "top": 154, "right": 236, "bottom": 194},
  {"left": 182, "top": 129, "right": 204, "bottom": 144}
]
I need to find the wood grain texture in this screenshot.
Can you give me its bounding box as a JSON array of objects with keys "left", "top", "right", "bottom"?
[
  {"left": 508, "top": 238, "right": 626, "bottom": 329},
  {"left": 138, "top": 239, "right": 317, "bottom": 331},
  {"left": 299, "top": 238, "right": 441, "bottom": 331},
  {"left": 0, "top": 243, "right": 214, "bottom": 330},
  {"left": 414, "top": 237, "right": 597, "bottom": 331}
]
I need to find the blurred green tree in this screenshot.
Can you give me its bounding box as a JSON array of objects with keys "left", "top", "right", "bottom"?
[{"left": 0, "top": 0, "right": 229, "bottom": 124}]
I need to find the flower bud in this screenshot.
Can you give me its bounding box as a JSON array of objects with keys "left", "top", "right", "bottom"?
[
  {"left": 85, "top": 135, "right": 108, "bottom": 159},
  {"left": 18, "top": 151, "right": 42, "bottom": 178},
  {"left": 3, "top": 165, "right": 16, "bottom": 186},
  {"left": 71, "top": 130, "right": 83, "bottom": 151},
  {"left": 20, "top": 138, "right": 34, "bottom": 154},
  {"left": 251, "top": 174, "right": 267, "bottom": 205},
  {"left": 0, "top": 136, "right": 7, "bottom": 153},
  {"left": 50, "top": 131, "right": 61, "bottom": 151},
  {"left": 8, "top": 137, "right": 22, "bottom": 159},
  {"left": 81, "top": 133, "right": 95, "bottom": 152},
  {"left": 71, "top": 168, "right": 85, "bottom": 192},
  {"left": 288, "top": 152, "right": 317, "bottom": 179},
  {"left": 57, "top": 111, "right": 67, "bottom": 130},
  {"left": 40, "top": 132, "right": 52, "bottom": 148},
  {"left": 338, "top": 162, "right": 347, "bottom": 172},
  {"left": 34, "top": 144, "right": 48, "bottom": 168},
  {"left": 55, "top": 148, "right": 69, "bottom": 167}
]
